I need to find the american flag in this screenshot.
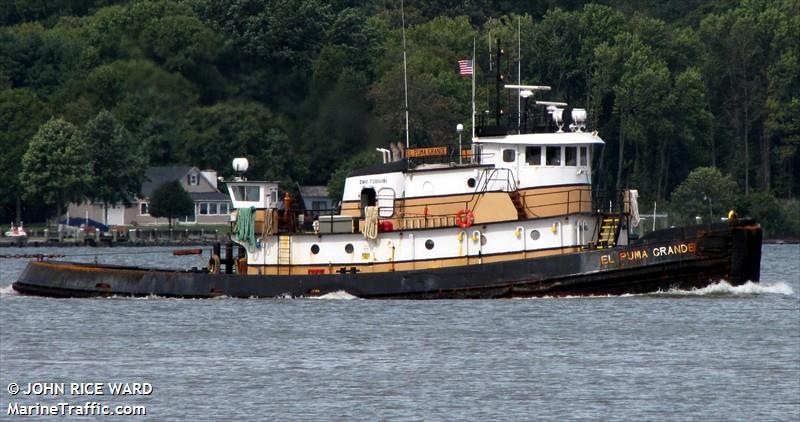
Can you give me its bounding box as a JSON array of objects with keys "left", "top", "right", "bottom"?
[{"left": 458, "top": 59, "right": 473, "bottom": 76}]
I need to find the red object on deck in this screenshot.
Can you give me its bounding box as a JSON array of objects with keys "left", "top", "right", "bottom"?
[
  {"left": 173, "top": 248, "right": 203, "bottom": 256},
  {"left": 378, "top": 220, "right": 394, "bottom": 232}
]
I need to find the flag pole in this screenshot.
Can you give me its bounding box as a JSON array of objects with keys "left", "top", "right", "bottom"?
[
  {"left": 471, "top": 36, "right": 476, "bottom": 142},
  {"left": 401, "top": 0, "right": 410, "bottom": 150}
]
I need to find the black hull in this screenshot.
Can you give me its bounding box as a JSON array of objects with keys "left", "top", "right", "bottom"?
[{"left": 12, "top": 220, "right": 762, "bottom": 299}]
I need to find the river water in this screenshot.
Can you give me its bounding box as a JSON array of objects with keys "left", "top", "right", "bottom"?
[{"left": 1, "top": 244, "right": 798, "bottom": 420}]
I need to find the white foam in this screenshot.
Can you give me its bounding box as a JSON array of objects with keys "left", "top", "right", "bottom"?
[
  {"left": 659, "top": 280, "right": 795, "bottom": 296},
  {"left": 0, "top": 285, "right": 17, "bottom": 296},
  {"left": 515, "top": 293, "right": 641, "bottom": 300},
  {"left": 308, "top": 290, "right": 359, "bottom": 300}
]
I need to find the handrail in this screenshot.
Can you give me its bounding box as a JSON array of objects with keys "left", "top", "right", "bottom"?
[{"left": 248, "top": 186, "right": 610, "bottom": 235}]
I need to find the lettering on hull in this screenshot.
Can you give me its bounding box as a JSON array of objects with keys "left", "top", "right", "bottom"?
[{"left": 601, "top": 242, "right": 697, "bottom": 267}]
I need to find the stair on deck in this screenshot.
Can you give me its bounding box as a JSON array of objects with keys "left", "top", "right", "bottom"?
[{"left": 596, "top": 215, "right": 621, "bottom": 249}]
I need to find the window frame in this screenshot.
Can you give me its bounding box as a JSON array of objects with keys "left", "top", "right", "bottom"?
[
  {"left": 139, "top": 202, "right": 150, "bottom": 216},
  {"left": 546, "top": 146, "right": 562, "bottom": 166},
  {"left": 502, "top": 148, "right": 516, "bottom": 163},
  {"left": 525, "top": 146, "right": 542, "bottom": 166},
  {"left": 580, "top": 146, "right": 589, "bottom": 166},
  {"left": 565, "top": 146, "right": 578, "bottom": 166}
]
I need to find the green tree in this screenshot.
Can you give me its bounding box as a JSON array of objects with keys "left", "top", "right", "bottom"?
[
  {"left": 326, "top": 149, "right": 381, "bottom": 203},
  {"left": 176, "top": 101, "right": 305, "bottom": 182},
  {"left": 83, "top": 110, "right": 148, "bottom": 221},
  {"left": 20, "top": 117, "right": 92, "bottom": 221},
  {"left": 669, "top": 167, "right": 740, "bottom": 226},
  {"left": 71, "top": 59, "right": 199, "bottom": 164},
  {"left": 0, "top": 88, "right": 49, "bottom": 223},
  {"left": 148, "top": 180, "right": 193, "bottom": 228}
]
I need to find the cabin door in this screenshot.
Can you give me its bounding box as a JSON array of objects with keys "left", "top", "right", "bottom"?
[{"left": 359, "top": 188, "right": 377, "bottom": 217}]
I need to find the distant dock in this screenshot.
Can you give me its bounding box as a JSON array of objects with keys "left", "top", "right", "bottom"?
[{"left": 0, "top": 227, "right": 228, "bottom": 247}]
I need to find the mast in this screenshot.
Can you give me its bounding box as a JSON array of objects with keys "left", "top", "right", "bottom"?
[
  {"left": 401, "top": 0, "right": 410, "bottom": 149},
  {"left": 495, "top": 39, "right": 503, "bottom": 126},
  {"left": 517, "top": 17, "right": 521, "bottom": 132}
]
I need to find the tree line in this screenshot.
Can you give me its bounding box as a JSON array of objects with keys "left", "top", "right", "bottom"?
[{"left": 0, "top": 0, "right": 797, "bottom": 236}]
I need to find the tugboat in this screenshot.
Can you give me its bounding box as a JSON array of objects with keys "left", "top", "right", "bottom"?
[{"left": 12, "top": 47, "right": 762, "bottom": 298}]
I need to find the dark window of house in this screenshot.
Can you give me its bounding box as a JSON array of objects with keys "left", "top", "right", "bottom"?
[
  {"left": 425, "top": 239, "right": 434, "bottom": 250},
  {"left": 525, "top": 146, "right": 542, "bottom": 165},
  {"left": 199, "top": 203, "right": 209, "bottom": 215},
  {"left": 345, "top": 244, "right": 354, "bottom": 254},
  {"left": 546, "top": 146, "right": 561, "bottom": 166},
  {"left": 140, "top": 203, "right": 149, "bottom": 215},
  {"left": 209, "top": 203, "right": 218, "bottom": 215},
  {"left": 580, "top": 147, "right": 588, "bottom": 166},
  {"left": 311, "top": 244, "right": 320, "bottom": 255},
  {"left": 565, "top": 147, "right": 577, "bottom": 166},
  {"left": 502, "top": 149, "right": 516, "bottom": 163}
]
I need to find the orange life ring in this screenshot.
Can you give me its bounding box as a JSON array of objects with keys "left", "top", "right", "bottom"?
[{"left": 455, "top": 209, "right": 475, "bottom": 229}]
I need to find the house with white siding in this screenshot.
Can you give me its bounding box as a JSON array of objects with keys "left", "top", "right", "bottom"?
[{"left": 68, "top": 166, "right": 232, "bottom": 227}]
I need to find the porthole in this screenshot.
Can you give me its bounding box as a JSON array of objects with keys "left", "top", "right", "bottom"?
[
  {"left": 311, "top": 244, "right": 320, "bottom": 255},
  {"left": 425, "top": 239, "right": 434, "bottom": 250},
  {"left": 345, "top": 243, "right": 354, "bottom": 254},
  {"left": 467, "top": 178, "right": 476, "bottom": 188},
  {"left": 530, "top": 230, "right": 540, "bottom": 240},
  {"left": 480, "top": 234, "right": 487, "bottom": 246}
]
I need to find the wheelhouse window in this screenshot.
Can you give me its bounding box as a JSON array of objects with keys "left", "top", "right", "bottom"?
[
  {"left": 546, "top": 146, "right": 562, "bottom": 166},
  {"left": 525, "top": 146, "right": 542, "bottom": 165},
  {"left": 502, "top": 149, "right": 516, "bottom": 163},
  {"left": 233, "top": 185, "right": 261, "bottom": 202},
  {"left": 580, "top": 147, "right": 588, "bottom": 166},
  {"left": 565, "top": 147, "right": 578, "bottom": 166}
]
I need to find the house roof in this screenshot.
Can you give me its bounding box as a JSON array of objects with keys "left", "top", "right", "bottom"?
[
  {"left": 299, "top": 185, "right": 329, "bottom": 198},
  {"left": 190, "top": 191, "right": 230, "bottom": 201},
  {"left": 141, "top": 166, "right": 193, "bottom": 197}
]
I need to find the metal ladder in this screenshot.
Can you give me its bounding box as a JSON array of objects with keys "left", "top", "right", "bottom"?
[
  {"left": 278, "top": 235, "right": 291, "bottom": 274},
  {"left": 597, "top": 215, "right": 621, "bottom": 249}
]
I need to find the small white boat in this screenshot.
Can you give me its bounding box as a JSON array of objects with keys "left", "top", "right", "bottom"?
[{"left": 4, "top": 222, "right": 27, "bottom": 238}]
